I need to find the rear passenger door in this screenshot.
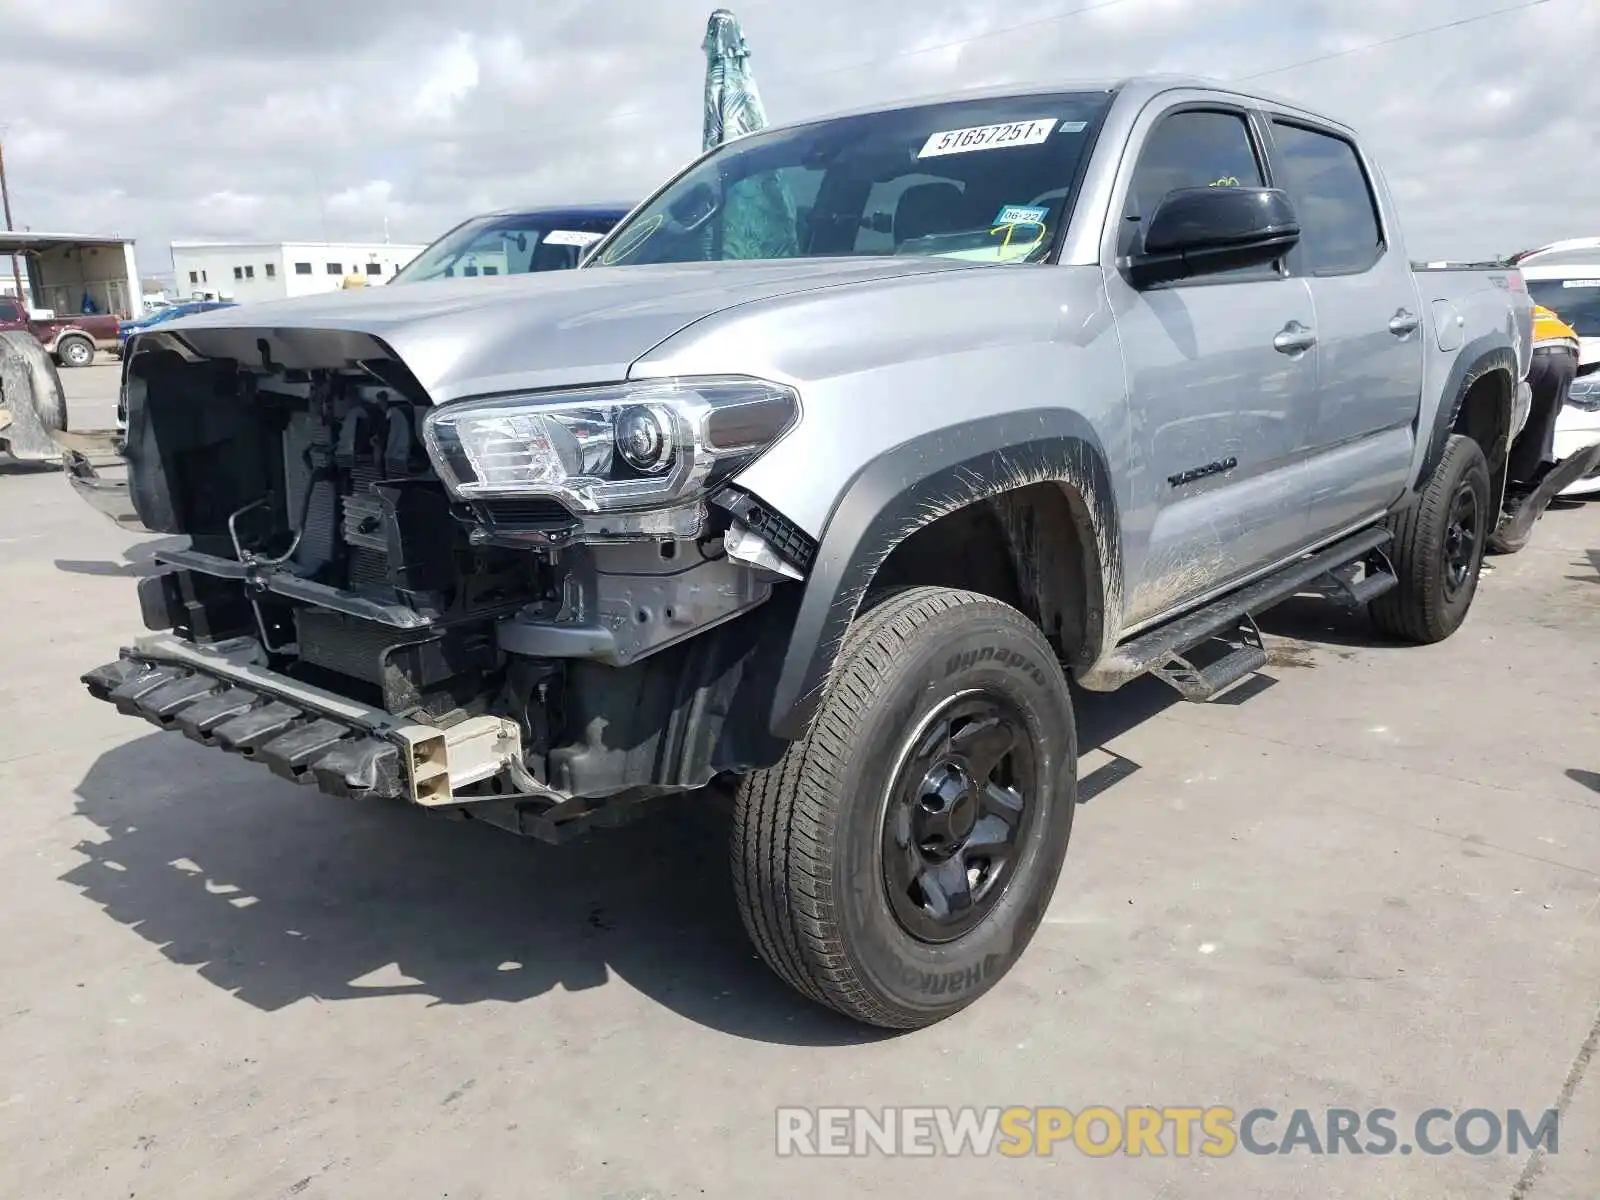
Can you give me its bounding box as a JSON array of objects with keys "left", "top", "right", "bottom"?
[
  {"left": 1105, "top": 101, "right": 1321, "bottom": 628},
  {"left": 1264, "top": 117, "right": 1424, "bottom": 543}
]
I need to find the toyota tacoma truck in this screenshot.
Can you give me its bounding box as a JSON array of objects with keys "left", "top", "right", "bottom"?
[{"left": 71, "top": 76, "right": 1532, "bottom": 1029}]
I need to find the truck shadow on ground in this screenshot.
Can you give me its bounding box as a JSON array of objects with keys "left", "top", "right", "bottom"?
[
  {"left": 54, "top": 534, "right": 185, "bottom": 579},
  {"left": 66, "top": 733, "right": 887, "bottom": 1045},
  {"left": 0, "top": 458, "right": 62, "bottom": 476},
  {"left": 63, "top": 672, "right": 1200, "bottom": 1045}
]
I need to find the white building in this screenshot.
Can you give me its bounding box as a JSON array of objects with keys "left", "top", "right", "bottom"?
[{"left": 169, "top": 241, "right": 426, "bottom": 304}]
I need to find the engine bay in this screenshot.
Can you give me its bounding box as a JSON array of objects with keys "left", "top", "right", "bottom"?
[{"left": 114, "top": 336, "right": 811, "bottom": 815}]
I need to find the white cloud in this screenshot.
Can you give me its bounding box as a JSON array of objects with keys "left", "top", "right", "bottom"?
[
  {"left": 0, "top": 0, "right": 1592, "bottom": 271},
  {"left": 410, "top": 34, "right": 482, "bottom": 123}
]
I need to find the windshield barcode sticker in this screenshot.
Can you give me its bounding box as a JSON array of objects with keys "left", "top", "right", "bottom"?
[
  {"left": 545, "top": 230, "right": 605, "bottom": 247},
  {"left": 918, "top": 119, "right": 1057, "bottom": 158}
]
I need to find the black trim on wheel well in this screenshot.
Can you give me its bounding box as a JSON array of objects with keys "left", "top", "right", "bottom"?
[
  {"left": 1418, "top": 338, "right": 1516, "bottom": 508},
  {"left": 767, "top": 411, "right": 1122, "bottom": 741}
]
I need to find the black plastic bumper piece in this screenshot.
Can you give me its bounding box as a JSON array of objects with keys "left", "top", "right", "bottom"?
[
  {"left": 79, "top": 655, "right": 409, "bottom": 802},
  {"left": 212, "top": 702, "right": 306, "bottom": 756},
  {"left": 259, "top": 719, "right": 352, "bottom": 784},
  {"left": 311, "top": 738, "right": 405, "bottom": 800},
  {"left": 175, "top": 687, "right": 261, "bottom": 744}
]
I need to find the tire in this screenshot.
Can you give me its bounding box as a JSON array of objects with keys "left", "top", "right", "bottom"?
[
  {"left": 0, "top": 331, "right": 68, "bottom": 460},
  {"left": 1370, "top": 434, "right": 1490, "bottom": 643},
  {"left": 56, "top": 335, "right": 94, "bottom": 368},
  {"left": 732, "top": 586, "right": 1077, "bottom": 1029}
]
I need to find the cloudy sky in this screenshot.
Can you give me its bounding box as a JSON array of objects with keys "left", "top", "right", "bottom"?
[{"left": 2, "top": 0, "right": 1594, "bottom": 278}]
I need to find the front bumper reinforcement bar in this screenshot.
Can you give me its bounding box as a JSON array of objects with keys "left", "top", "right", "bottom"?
[{"left": 82, "top": 634, "right": 531, "bottom": 807}]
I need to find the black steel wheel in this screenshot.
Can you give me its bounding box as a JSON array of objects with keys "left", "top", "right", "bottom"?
[
  {"left": 1371, "top": 434, "right": 1490, "bottom": 643},
  {"left": 1441, "top": 478, "right": 1481, "bottom": 600},
  {"left": 733, "top": 586, "right": 1077, "bottom": 1030},
  {"left": 881, "top": 692, "right": 1040, "bottom": 945}
]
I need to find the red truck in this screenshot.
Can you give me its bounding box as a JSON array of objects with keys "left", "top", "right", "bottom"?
[{"left": 0, "top": 295, "right": 120, "bottom": 367}]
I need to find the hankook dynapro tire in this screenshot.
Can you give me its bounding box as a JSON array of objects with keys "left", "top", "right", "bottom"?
[{"left": 732, "top": 586, "right": 1077, "bottom": 1029}]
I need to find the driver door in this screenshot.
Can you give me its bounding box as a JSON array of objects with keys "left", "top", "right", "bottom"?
[{"left": 1104, "top": 101, "right": 1321, "bottom": 628}]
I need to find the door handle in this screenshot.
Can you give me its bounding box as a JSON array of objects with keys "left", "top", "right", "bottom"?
[
  {"left": 1274, "top": 321, "right": 1317, "bottom": 355},
  {"left": 1389, "top": 309, "right": 1421, "bottom": 336}
]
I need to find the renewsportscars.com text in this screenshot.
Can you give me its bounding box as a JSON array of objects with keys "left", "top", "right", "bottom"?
[{"left": 775, "top": 1106, "right": 1560, "bottom": 1158}]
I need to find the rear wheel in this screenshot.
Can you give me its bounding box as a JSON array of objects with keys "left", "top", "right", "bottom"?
[
  {"left": 1370, "top": 434, "right": 1490, "bottom": 643},
  {"left": 56, "top": 335, "right": 94, "bottom": 368},
  {"left": 732, "top": 587, "right": 1077, "bottom": 1029}
]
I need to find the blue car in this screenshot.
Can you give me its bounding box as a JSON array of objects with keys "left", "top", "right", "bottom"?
[
  {"left": 117, "top": 300, "right": 237, "bottom": 351},
  {"left": 390, "top": 203, "right": 634, "bottom": 283}
]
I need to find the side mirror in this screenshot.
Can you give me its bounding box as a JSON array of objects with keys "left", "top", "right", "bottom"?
[{"left": 1127, "top": 186, "right": 1299, "bottom": 288}]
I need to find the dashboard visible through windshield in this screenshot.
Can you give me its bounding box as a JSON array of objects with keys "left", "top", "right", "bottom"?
[{"left": 590, "top": 91, "right": 1112, "bottom": 269}]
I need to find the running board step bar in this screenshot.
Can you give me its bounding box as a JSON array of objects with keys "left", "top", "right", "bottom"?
[
  {"left": 1152, "top": 615, "right": 1268, "bottom": 702},
  {"left": 81, "top": 635, "right": 539, "bottom": 807},
  {"left": 1115, "top": 527, "right": 1393, "bottom": 699},
  {"left": 1315, "top": 547, "right": 1399, "bottom": 609}
]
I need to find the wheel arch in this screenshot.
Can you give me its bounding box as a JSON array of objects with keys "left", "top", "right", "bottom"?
[
  {"left": 1419, "top": 339, "right": 1518, "bottom": 511},
  {"left": 766, "top": 411, "right": 1123, "bottom": 741}
]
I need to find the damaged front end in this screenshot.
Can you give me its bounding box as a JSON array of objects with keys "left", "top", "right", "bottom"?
[{"left": 82, "top": 328, "right": 812, "bottom": 841}]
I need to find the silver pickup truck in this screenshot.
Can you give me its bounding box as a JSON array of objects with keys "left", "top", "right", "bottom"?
[{"left": 74, "top": 76, "right": 1531, "bottom": 1029}]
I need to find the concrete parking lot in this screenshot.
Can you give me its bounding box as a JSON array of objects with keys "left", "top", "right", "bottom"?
[{"left": 3, "top": 362, "right": 1597, "bottom": 1198}]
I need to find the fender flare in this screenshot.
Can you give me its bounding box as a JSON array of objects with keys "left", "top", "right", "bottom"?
[
  {"left": 1417, "top": 338, "right": 1518, "bottom": 494},
  {"left": 766, "top": 409, "right": 1122, "bottom": 741}
]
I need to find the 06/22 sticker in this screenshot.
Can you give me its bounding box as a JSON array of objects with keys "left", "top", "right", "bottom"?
[
  {"left": 994, "top": 205, "right": 1049, "bottom": 227},
  {"left": 919, "top": 119, "right": 1057, "bottom": 158}
]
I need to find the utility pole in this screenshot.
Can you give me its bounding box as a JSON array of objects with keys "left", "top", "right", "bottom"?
[{"left": 0, "top": 137, "right": 23, "bottom": 305}]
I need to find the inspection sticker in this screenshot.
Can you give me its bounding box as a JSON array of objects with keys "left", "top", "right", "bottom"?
[
  {"left": 919, "top": 119, "right": 1057, "bottom": 158},
  {"left": 994, "top": 204, "right": 1049, "bottom": 227},
  {"left": 545, "top": 229, "right": 605, "bottom": 247}
]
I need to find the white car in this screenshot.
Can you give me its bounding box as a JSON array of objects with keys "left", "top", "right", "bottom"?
[{"left": 1518, "top": 239, "right": 1600, "bottom": 497}]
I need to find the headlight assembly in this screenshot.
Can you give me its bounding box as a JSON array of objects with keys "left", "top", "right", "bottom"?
[{"left": 421, "top": 376, "right": 800, "bottom": 537}]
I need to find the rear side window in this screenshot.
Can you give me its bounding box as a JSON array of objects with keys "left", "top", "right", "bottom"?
[{"left": 1270, "top": 121, "right": 1384, "bottom": 275}]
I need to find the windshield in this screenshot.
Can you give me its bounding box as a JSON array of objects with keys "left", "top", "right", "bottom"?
[
  {"left": 1528, "top": 278, "right": 1600, "bottom": 337},
  {"left": 392, "top": 212, "right": 619, "bottom": 283},
  {"left": 591, "top": 91, "right": 1111, "bottom": 269}
]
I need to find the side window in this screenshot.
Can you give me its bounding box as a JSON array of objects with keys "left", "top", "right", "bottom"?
[
  {"left": 1269, "top": 121, "right": 1383, "bottom": 275},
  {"left": 1127, "top": 109, "right": 1266, "bottom": 229},
  {"left": 0, "top": 298, "right": 21, "bottom": 321}
]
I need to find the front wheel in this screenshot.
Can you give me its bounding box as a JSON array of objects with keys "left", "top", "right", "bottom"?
[
  {"left": 1370, "top": 434, "right": 1490, "bottom": 643},
  {"left": 732, "top": 587, "right": 1077, "bottom": 1029}
]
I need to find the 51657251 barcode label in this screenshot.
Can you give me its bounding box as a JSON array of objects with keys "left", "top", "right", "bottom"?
[{"left": 918, "top": 119, "right": 1058, "bottom": 159}]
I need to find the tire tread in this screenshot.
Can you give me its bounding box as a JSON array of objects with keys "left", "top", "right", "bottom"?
[{"left": 733, "top": 586, "right": 1060, "bottom": 1028}]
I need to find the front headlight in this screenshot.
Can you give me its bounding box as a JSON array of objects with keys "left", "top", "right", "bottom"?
[{"left": 421, "top": 376, "right": 799, "bottom": 520}]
